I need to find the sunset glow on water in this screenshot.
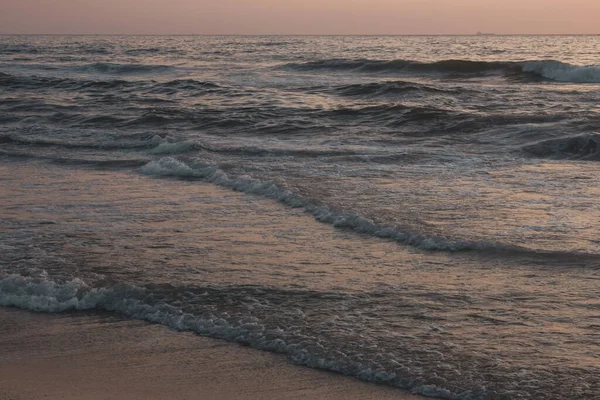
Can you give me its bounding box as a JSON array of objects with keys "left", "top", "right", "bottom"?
[{"left": 1, "top": 14, "right": 600, "bottom": 400}]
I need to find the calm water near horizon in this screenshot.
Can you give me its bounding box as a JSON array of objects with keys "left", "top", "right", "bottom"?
[{"left": 1, "top": 35, "right": 599, "bottom": 399}]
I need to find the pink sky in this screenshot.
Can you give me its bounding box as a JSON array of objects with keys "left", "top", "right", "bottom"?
[{"left": 2, "top": 0, "right": 599, "bottom": 35}]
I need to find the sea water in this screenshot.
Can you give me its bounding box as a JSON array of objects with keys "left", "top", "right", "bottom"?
[{"left": 1, "top": 35, "right": 600, "bottom": 399}]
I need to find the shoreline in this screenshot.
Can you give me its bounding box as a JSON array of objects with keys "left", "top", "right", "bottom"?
[{"left": 0, "top": 307, "right": 425, "bottom": 400}]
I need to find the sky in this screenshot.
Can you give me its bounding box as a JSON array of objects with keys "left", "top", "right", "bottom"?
[{"left": 1, "top": 0, "right": 599, "bottom": 35}]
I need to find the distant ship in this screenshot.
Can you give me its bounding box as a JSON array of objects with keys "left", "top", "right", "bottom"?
[{"left": 476, "top": 31, "right": 496, "bottom": 36}]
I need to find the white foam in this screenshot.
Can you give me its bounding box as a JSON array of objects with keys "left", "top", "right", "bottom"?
[
  {"left": 140, "top": 157, "right": 196, "bottom": 176},
  {"left": 0, "top": 274, "right": 467, "bottom": 399},
  {"left": 140, "top": 157, "right": 504, "bottom": 252},
  {"left": 140, "top": 157, "right": 305, "bottom": 207},
  {"left": 522, "top": 61, "right": 600, "bottom": 83}
]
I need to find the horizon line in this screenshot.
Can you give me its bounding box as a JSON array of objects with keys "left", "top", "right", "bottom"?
[{"left": 1, "top": 33, "right": 599, "bottom": 37}]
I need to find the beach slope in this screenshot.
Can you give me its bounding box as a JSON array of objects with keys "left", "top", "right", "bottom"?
[{"left": 0, "top": 308, "right": 423, "bottom": 400}]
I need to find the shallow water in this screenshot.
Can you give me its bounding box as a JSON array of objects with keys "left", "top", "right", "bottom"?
[{"left": 1, "top": 35, "right": 600, "bottom": 399}]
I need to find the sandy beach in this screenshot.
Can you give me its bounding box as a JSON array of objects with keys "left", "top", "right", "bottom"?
[{"left": 0, "top": 307, "right": 424, "bottom": 400}]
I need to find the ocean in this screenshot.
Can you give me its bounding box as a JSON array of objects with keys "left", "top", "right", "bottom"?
[{"left": 1, "top": 35, "right": 599, "bottom": 399}]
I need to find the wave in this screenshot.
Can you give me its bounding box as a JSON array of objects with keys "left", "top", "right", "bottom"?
[
  {"left": 321, "top": 103, "right": 469, "bottom": 130},
  {"left": 139, "top": 157, "right": 600, "bottom": 262},
  {"left": 522, "top": 60, "right": 600, "bottom": 83},
  {"left": 76, "top": 46, "right": 112, "bottom": 55},
  {"left": 331, "top": 81, "right": 459, "bottom": 98},
  {"left": 149, "top": 140, "right": 365, "bottom": 158},
  {"left": 0, "top": 72, "right": 136, "bottom": 91},
  {"left": 122, "top": 108, "right": 200, "bottom": 127},
  {"left": 138, "top": 157, "right": 536, "bottom": 254},
  {"left": 264, "top": 42, "right": 294, "bottom": 47},
  {"left": 0, "top": 72, "right": 221, "bottom": 95},
  {"left": 523, "top": 133, "right": 600, "bottom": 160},
  {"left": 0, "top": 274, "right": 464, "bottom": 399},
  {"left": 0, "top": 72, "right": 60, "bottom": 89},
  {"left": 147, "top": 79, "right": 223, "bottom": 95},
  {"left": 283, "top": 58, "right": 600, "bottom": 83},
  {"left": 283, "top": 58, "right": 517, "bottom": 74},
  {"left": 124, "top": 48, "right": 161, "bottom": 55},
  {"left": 185, "top": 103, "right": 458, "bottom": 133},
  {"left": 0, "top": 133, "right": 164, "bottom": 151},
  {"left": 150, "top": 141, "right": 204, "bottom": 154},
  {"left": 0, "top": 148, "right": 151, "bottom": 168},
  {"left": 0, "top": 45, "right": 42, "bottom": 55},
  {"left": 79, "top": 62, "right": 174, "bottom": 75},
  {"left": 157, "top": 79, "right": 220, "bottom": 90}
]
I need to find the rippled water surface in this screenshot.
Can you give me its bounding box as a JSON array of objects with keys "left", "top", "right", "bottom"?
[{"left": 1, "top": 35, "right": 600, "bottom": 399}]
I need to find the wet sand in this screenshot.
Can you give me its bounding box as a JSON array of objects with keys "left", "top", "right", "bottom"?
[{"left": 0, "top": 307, "right": 424, "bottom": 400}]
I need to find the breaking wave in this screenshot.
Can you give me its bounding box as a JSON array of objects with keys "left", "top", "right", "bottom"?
[
  {"left": 139, "top": 157, "right": 533, "bottom": 254},
  {"left": 0, "top": 274, "right": 465, "bottom": 399},
  {"left": 150, "top": 141, "right": 204, "bottom": 154},
  {"left": 284, "top": 58, "right": 600, "bottom": 83},
  {"left": 522, "top": 60, "right": 600, "bottom": 83}
]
